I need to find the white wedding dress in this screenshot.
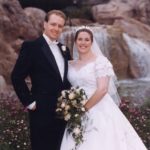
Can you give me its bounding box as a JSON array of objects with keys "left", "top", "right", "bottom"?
[{"left": 60, "top": 55, "right": 147, "bottom": 150}]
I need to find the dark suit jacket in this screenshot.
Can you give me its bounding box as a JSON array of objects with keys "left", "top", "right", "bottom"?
[{"left": 11, "top": 36, "right": 71, "bottom": 112}]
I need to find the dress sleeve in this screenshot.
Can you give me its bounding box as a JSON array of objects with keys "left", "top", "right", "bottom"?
[{"left": 95, "top": 56, "right": 115, "bottom": 78}]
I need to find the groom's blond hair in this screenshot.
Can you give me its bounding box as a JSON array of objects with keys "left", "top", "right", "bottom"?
[{"left": 45, "top": 10, "right": 67, "bottom": 23}]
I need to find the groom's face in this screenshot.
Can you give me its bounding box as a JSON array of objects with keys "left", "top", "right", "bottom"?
[{"left": 43, "top": 14, "right": 65, "bottom": 41}]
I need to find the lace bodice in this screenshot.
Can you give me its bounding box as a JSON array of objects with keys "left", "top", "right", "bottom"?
[{"left": 68, "top": 56, "right": 115, "bottom": 98}]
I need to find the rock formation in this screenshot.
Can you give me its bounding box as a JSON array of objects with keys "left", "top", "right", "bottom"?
[{"left": 0, "top": 0, "right": 45, "bottom": 90}]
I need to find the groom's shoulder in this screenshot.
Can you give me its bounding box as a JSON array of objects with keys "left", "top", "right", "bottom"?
[{"left": 22, "top": 36, "right": 43, "bottom": 48}]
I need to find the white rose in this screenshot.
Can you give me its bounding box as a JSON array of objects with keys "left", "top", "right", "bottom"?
[
  {"left": 72, "top": 100, "right": 77, "bottom": 106},
  {"left": 56, "top": 108, "right": 62, "bottom": 112},
  {"left": 73, "top": 127, "right": 81, "bottom": 135},
  {"left": 82, "top": 95, "right": 87, "bottom": 100},
  {"left": 81, "top": 99, "right": 88, "bottom": 105},
  {"left": 61, "top": 45, "right": 66, "bottom": 51},
  {"left": 76, "top": 88, "right": 81, "bottom": 94},
  {"left": 61, "top": 90, "right": 66, "bottom": 97},
  {"left": 68, "top": 92, "right": 75, "bottom": 100},
  {"left": 64, "top": 113, "right": 71, "bottom": 121},
  {"left": 65, "top": 105, "right": 70, "bottom": 111},
  {"left": 71, "top": 87, "right": 75, "bottom": 90},
  {"left": 81, "top": 107, "right": 86, "bottom": 112},
  {"left": 61, "top": 102, "right": 66, "bottom": 108}
]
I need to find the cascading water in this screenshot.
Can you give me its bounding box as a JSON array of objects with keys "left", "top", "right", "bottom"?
[
  {"left": 119, "top": 33, "right": 150, "bottom": 105},
  {"left": 123, "top": 33, "right": 150, "bottom": 78}
]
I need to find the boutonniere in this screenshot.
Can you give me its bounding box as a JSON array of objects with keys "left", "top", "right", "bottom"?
[{"left": 61, "top": 45, "right": 66, "bottom": 52}]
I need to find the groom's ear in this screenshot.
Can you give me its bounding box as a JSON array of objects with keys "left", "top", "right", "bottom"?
[{"left": 43, "top": 21, "right": 47, "bottom": 30}]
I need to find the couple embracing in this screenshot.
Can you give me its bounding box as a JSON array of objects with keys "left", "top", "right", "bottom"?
[{"left": 11, "top": 10, "right": 147, "bottom": 150}]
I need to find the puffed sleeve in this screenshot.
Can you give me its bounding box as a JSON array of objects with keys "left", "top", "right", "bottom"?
[{"left": 95, "top": 56, "right": 115, "bottom": 78}]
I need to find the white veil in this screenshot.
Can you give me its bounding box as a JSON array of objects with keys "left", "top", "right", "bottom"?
[{"left": 73, "top": 26, "right": 121, "bottom": 106}]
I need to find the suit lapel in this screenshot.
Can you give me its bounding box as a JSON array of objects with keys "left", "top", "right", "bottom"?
[
  {"left": 63, "top": 58, "right": 68, "bottom": 82},
  {"left": 39, "top": 36, "right": 62, "bottom": 81}
]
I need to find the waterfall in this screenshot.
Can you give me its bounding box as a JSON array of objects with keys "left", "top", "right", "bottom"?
[
  {"left": 88, "top": 26, "right": 111, "bottom": 58},
  {"left": 121, "top": 33, "right": 150, "bottom": 105},
  {"left": 123, "top": 33, "right": 150, "bottom": 78}
]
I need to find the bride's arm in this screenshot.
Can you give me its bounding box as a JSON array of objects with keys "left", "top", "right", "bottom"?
[{"left": 84, "top": 76, "right": 110, "bottom": 111}]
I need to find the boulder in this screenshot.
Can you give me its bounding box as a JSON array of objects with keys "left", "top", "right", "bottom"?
[
  {"left": 0, "top": 37, "right": 17, "bottom": 84},
  {"left": 66, "top": 18, "right": 93, "bottom": 26},
  {"left": 24, "top": 7, "right": 46, "bottom": 35},
  {"left": 91, "top": 1, "right": 133, "bottom": 24},
  {"left": 0, "top": 0, "right": 45, "bottom": 88},
  {"left": 92, "top": 0, "right": 150, "bottom": 25},
  {"left": 0, "top": 75, "right": 7, "bottom": 93},
  {"left": 0, "top": 0, "right": 39, "bottom": 41}
]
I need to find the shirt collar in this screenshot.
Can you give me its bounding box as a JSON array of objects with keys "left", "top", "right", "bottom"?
[{"left": 43, "top": 33, "right": 58, "bottom": 45}]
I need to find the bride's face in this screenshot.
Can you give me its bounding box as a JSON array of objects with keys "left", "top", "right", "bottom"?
[{"left": 75, "top": 31, "right": 92, "bottom": 54}]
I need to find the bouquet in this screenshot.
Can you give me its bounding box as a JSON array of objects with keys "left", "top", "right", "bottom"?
[{"left": 56, "top": 86, "right": 88, "bottom": 149}]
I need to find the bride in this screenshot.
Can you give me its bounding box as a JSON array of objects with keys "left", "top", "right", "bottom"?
[{"left": 60, "top": 26, "right": 147, "bottom": 150}]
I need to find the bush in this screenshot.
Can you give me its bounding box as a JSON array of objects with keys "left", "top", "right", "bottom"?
[
  {"left": 120, "top": 99, "right": 150, "bottom": 150},
  {"left": 0, "top": 92, "right": 31, "bottom": 150}
]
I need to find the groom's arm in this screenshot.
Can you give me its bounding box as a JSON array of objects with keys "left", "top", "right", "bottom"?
[{"left": 11, "top": 42, "right": 34, "bottom": 107}]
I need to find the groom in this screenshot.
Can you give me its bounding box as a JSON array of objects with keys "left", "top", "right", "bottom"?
[{"left": 11, "top": 10, "right": 71, "bottom": 150}]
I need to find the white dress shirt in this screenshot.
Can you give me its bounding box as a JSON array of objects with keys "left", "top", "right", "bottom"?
[
  {"left": 43, "top": 34, "right": 64, "bottom": 80},
  {"left": 27, "top": 34, "right": 64, "bottom": 110}
]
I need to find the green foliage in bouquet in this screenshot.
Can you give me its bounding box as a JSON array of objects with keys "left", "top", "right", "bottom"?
[{"left": 56, "top": 87, "right": 88, "bottom": 149}]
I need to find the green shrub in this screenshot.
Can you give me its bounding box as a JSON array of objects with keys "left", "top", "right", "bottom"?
[
  {"left": 120, "top": 99, "right": 150, "bottom": 149},
  {"left": 0, "top": 93, "right": 31, "bottom": 150}
]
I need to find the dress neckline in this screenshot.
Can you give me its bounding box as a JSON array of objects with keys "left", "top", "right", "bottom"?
[{"left": 69, "top": 56, "right": 99, "bottom": 72}]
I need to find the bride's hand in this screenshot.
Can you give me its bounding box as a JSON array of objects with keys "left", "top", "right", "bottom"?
[{"left": 84, "top": 103, "right": 90, "bottom": 112}]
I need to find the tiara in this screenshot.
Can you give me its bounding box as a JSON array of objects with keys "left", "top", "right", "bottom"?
[{"left": 75, "top": 26, "right": 93, "bottom": 33}]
